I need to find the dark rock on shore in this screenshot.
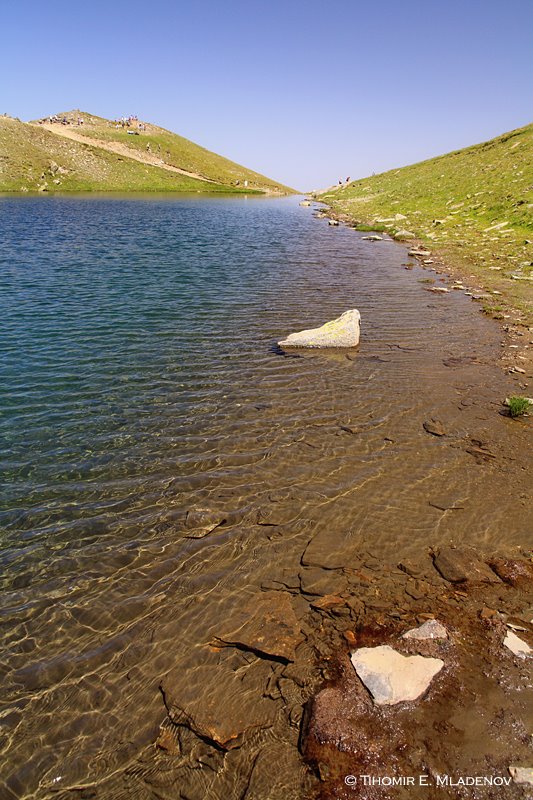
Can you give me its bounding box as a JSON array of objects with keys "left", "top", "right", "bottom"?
[{"left": 432, "top": 545, "right": 502, "bottom": 584}]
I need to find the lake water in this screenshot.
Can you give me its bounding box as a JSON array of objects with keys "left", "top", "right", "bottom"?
[{"left": 0, "top": 195, "right": 530, "bottom": 798}]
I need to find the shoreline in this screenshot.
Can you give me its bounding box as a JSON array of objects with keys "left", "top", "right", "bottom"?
[{"left": 315, "top": 203, "right": 532, "bottom": 396}]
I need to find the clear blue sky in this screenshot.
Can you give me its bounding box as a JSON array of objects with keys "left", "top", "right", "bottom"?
[{"left": 2, "top": 0, "right": 532, "bottom": 190}]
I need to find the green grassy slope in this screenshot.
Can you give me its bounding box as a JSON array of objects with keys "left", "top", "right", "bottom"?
[
  {"left": 0, "top": 111, "right": 294, "bottom": 194},
  {"left": 0, "top": 117, "right": 237, "bottom": 193},
  {"left": 54, "top": 111, "right": 294, "bottom": 192},
  {"left": 318, "top": 123, "right": 533, "bottom": 321}
]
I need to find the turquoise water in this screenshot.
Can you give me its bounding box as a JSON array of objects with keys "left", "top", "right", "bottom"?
[{"left": 1, "top": 196, "right": 530, "bottom": 798}]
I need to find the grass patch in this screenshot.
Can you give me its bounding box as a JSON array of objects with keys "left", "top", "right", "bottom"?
[
  {"left": 481, "top": 304, "right": 505, "bottom": 319},
  {"left": 507, "top": 396, "right": 532, "bottom": 417},
  {"left": 354, "top": 223, "right": 388, "bottom": 232}
]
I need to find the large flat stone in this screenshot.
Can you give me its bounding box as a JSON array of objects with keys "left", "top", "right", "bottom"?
[
  {"left": 351, "top": 645, "right": 444, "bottom": 705},
  {"left": 299, "top": 567, "right": 347, "bottom": 596},
  {"left": 278, "top": 309, "right": 360, "bottom": 349},
  {"left": 302, "top": 530, "right": 360, "bottom": 569},
  {"left": 161, "top": 652, "right": 277, "bottom": 749},
  {"left": 214, "top": 591, "right": 303, "bottom": 662}
]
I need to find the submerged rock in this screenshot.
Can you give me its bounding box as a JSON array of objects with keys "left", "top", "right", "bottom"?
[
  {"left": 402, "top": 619, "right": 448, "bottom": 640},
  {"left": 161, "top": 653, "right": 277, "bottom": 749},
  {"left": 185, "top": 508, "right": 226, "bottom": 538},
  {"left": 301, "top": 530, "right": 359, "bottom": 569},
  {"left": 299, "top": 567, "right": 348, "bottom": 597},
  {"left": 423, "top": 418, "right": 446, "bottom": 436},
  {"left": 351, "top": 645, "right": 443, "bottom": 705},
  {"left": 278, "top": 309, "right": 360, "bottom": 349},
  {"left": 299, "top": 200, "right": 311, "bottom": 206},
  {"left": 362, "top": 234, "right": 383, "bottom": 241},
  {"left": 214, "top": 591, "right": 303, "bottom": 662}
]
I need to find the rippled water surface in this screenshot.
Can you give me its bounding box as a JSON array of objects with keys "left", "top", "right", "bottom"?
[{"left": 0, "top": 195, "right": 531, "bottom": 799}]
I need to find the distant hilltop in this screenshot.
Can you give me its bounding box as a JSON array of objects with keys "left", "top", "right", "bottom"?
[{"left": 0, "top": 110, "right": 294, "bottom": 194}]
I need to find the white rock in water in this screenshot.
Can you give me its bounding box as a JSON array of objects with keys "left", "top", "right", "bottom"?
[
  {"left": 509, "top": 767, "right": 533, "bottom": 785},
  {"left": 299, "top": 200, "right": 311, "bottom": 206},
  {"left": 278, "top": 309, "right": 360, "bottom": 349},
  {"left": 328, "top": 219, "right": 339, "bottom": 226},
  {"left": 504, "top": 631, "right": 531, "bottom": 656},
  {"left": 351, "top": 645, "right": 443, "bottom": 705},
  {"left": 402, "top": 620, "right": 448, "bottom": 640}
]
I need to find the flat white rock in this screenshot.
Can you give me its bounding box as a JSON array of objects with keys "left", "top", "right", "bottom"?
[
  {"left": 509, "top": 766, "right": 533, "bottom": 785},
  {"left": 504, "top": 631, "right": 531, "bottom": 656},
  {"left": 278, "top": 309, "right": 360, "bottom": 349},
  {"left": 402, "top": 620, "right": 448, "bottom": 640},
  {"left": 351, "top": 645, "right": 444, "bottom": 705}
]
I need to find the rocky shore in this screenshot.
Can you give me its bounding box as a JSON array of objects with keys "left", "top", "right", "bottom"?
[
  {"left": 149, "top": 540, "right": 533, "bottom": 800},
  {"left": 311, "top": 205, "right": 533, "bottom": 391}
]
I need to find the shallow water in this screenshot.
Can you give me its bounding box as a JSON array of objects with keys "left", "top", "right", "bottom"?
[{"left": 0, "top": 195, "right": 531, "bottom": 798}]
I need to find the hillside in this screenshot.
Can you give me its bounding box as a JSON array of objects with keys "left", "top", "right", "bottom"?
[
  {"left": 0, "top": 111, "right": 293, "bottom": 194},
  {"left": 318, "top": 123, "right": 533, "bottom": 322}
]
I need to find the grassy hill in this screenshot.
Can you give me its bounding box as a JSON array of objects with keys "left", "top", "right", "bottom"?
[
  {"left": 318, "top": 123, "right": 533, "bottom": 322},
  {"left": 0, "top": 111, "right": 294, "bottom": 194}
]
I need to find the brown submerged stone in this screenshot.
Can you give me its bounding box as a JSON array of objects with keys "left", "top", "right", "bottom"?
[
  {"left": 214, "top": 590, "right": 303, "bottom": 662},
  {"left": 161, "top": 650, "right": 278, "bottom": 749}
]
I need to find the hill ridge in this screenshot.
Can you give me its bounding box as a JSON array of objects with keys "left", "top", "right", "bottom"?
[{"left": 0, "top": 110, "right": 294, "bottom": 194}]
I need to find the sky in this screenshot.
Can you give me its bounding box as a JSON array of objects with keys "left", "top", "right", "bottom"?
[{"left": 2, "top": 0, "right": 532, "bottom": 190}]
